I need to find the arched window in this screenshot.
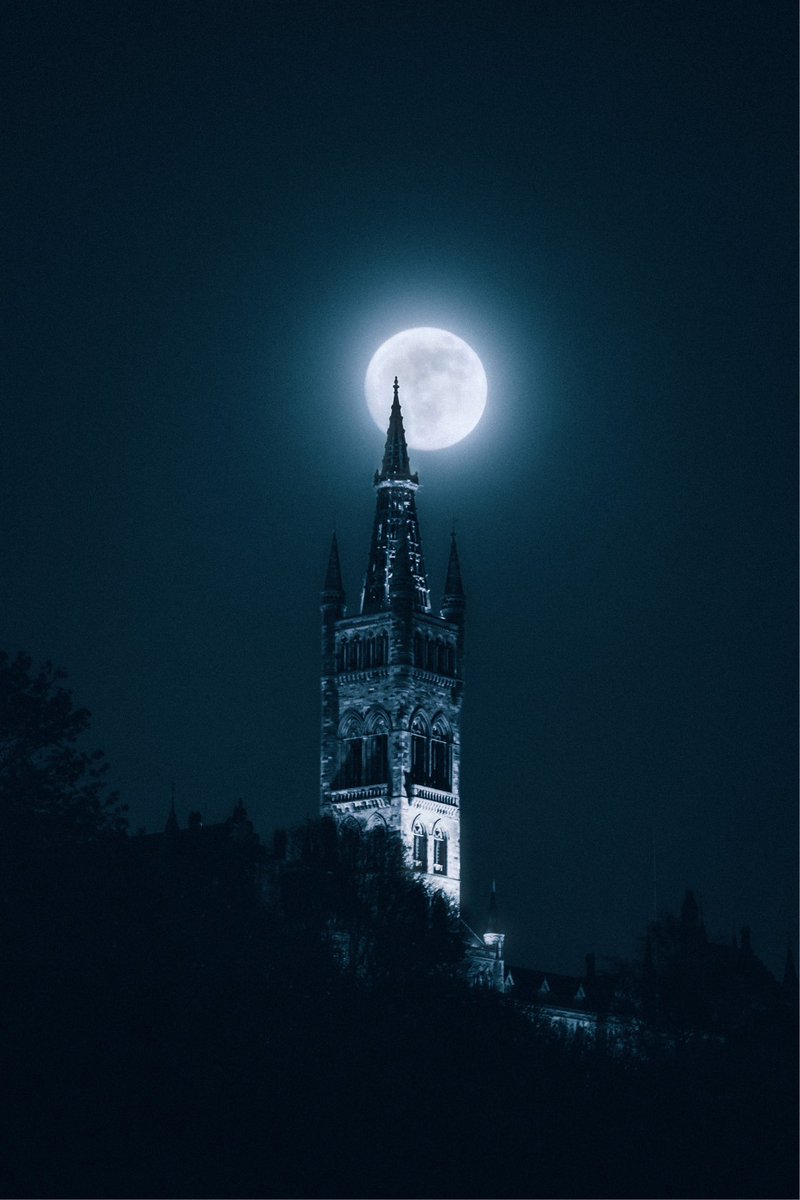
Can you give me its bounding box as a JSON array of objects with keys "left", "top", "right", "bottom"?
[
  {"left": 412, "top": 819, "right": 428, "bottom": 872},
  {"left": 363, "top": 637, "right": 373, "bottom": 669},
  {"left": 342, "top": 737, "right": 362, "bottom": 786},
  {"left": 446, "top": 643, "right": 455, "bottom": 675},
  {"left": 364, "top": 710, "right": 389, "bottom": 785},
  {"left": 410, "top": 712, "right": 429, "bottom": 784},
  {"left": 338, "top": 713, "right": 363, "bottom": 788},
  {"left": 376, "top": 630, "right": 388, "bottom": 667},
  {"left": 433, "top": 827, "right": 448, "bottom": 875},
  {"left": 352, "top": 636, "right": 362, "bottom": 670},
  {"left": 431, "top": 716, "right": 452, "bottom": 791},
  {"left": 436, "top": 639, "right": 447, "bottom": 674},
  {"left": 414, "top": 630, "right": 424, "bottom": 667}
]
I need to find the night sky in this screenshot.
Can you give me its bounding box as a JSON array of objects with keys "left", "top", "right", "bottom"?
[{"left": 4, "top": 1, "right": 796, "bottom": 975}]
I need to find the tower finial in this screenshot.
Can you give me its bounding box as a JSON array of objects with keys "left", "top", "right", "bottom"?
[{"left": 393, "top": 375, "right": 399, "bottom": 400}]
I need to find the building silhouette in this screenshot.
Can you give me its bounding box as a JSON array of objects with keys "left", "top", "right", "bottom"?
[{"left": 319, "top": 378, "right": 464, "bottom": 906}]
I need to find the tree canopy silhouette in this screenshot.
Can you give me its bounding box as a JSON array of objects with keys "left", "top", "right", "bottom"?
[{"left": 0, "top": 650, "right": 126, "bottom": 843}]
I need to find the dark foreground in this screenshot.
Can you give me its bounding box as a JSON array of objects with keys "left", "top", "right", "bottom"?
[{"left": 2, "top": 819, "right": 796, "bottom": 1200}]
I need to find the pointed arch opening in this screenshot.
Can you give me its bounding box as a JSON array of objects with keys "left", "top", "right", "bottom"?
[
  {"left": 430, "top": 714, "right": 452, "bottom": 792},
  {"left": 412, "top": 818, "right": 428, "bottom": 872},
  {"left": 337, "top": 712, "right": 364, "bottom": 788},
  {"left": 432, "top": 825, "right": 448, "bottom": 875},
  {"left": 364, "top": 708, "right": 390, "bottom": 785},
  {"left": 410, "top": 710, "right": 430, "bottom": 785}
]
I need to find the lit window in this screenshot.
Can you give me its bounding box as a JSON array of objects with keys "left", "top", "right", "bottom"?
[
  {"left": 412, "top": 821, "right": 427, "bottom": 871},
  {"left": 433, "top": 829, "right": 447, "bottom": 874}
]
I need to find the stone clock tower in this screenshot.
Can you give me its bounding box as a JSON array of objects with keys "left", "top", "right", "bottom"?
[{"left": 320, "top": 379, "right": 465, "bottom": 907}]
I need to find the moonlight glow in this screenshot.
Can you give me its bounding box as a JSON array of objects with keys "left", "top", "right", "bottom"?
[{"left": 364, "top": 327, "right": 487, "bottom": 450}]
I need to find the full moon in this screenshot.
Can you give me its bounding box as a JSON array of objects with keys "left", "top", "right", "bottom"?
[{"left": 364, "top": 327, "right": 487, "bottom": 451}]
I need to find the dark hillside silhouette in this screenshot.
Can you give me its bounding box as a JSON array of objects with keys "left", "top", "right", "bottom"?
[{"left": 0, "top": 658, "right": 795, "bottom": 1198}]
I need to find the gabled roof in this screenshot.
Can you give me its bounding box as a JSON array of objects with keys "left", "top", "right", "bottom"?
[{"left": 506, "top": 963, "right": 620, "bottom": 1014}]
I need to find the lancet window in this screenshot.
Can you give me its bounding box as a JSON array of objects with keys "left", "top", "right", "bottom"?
[
  {"left": 430, "top": 717, "right": 452, "bottom": 791},
  {"left": 364, "top": 710, "right": 389, "bottom": 785},
  {"left": 433, "top": 827, "right": 448, "bottom": 875},
  {"left": 412, "top": 819, "right": 428, "bottom": 872},
  {"left": 334, "top": 710, "right": 390, "bottom": 790},
  {"left": 410, "top": 712, "right": 429, "bottom": 785},
  {"left": 412, "top": 629, "right": 455, "bottom": 676},
  {"left": 338, "top": 713, "right": 364, "bottom": 788},
  {"left": 337, "top": 630, "right": 389, "bottom": 674}
]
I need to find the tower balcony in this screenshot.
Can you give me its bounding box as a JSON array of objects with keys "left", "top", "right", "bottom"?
[
  {"left": 329, "top": 784, "right": 391, "bottom": 811},
  {"left": 408, "top": 784, "right": 459, "bottom": 809}
]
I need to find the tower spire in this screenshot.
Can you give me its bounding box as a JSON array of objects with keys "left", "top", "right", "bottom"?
[
  {"left": 361, "top": 379, "right": 429, "bottom": 613},
  {"left": 377, "top": 377, "right": 415, "bottom": 482}
]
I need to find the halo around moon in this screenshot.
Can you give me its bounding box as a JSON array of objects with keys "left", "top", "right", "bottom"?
[{"left": 364, "top": 327, "right": 487, "bottom": 450}]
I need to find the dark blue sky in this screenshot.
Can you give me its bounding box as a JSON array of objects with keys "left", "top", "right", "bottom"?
[{"left": 4, "top": 0, "right": 796, "bottom": 973}]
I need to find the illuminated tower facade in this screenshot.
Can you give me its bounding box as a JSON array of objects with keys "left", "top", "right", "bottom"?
[{"left": 320, "top": 379, "right": 465, "bottom": 907}]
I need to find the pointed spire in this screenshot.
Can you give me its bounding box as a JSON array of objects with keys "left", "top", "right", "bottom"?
[
  {"left": 323, "top": 531, "right": 345, "bottom": 597},
  {"left": 443, "top": 530, "right": 465, "bottom": 599},
  {"left": 361, "top": 379, "right": 429, "bottom": 613},
  {"left": 378, "top": 378, "right": 415, "bottom": 482},
  {"left": 441, "top": 531, "right": 466, "bottom": 636}
]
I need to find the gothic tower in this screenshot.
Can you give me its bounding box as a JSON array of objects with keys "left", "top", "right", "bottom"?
[{"left": 320, "top": 379, "right": 465, "bottom": 907}]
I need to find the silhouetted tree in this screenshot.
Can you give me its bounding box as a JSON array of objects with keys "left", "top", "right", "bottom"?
[
  {"left": 0, "top": 650, "right": 126, "bottom": 843},
  {"left": 278, "top": 817, "right": 463, "bottom": 986}
]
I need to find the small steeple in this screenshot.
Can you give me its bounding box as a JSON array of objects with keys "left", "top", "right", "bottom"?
[
  {"left": 442, "top": 530, "right": 465, "bottom": 603},
  {"left": 322, "top": 531, "right": 345, "bottom": 600},
  {"left": 377, "top": 378, "right": 417, "bottom": 483},
  {"left": 441, "top": 531, "right": 466, "bottom": 656}
]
